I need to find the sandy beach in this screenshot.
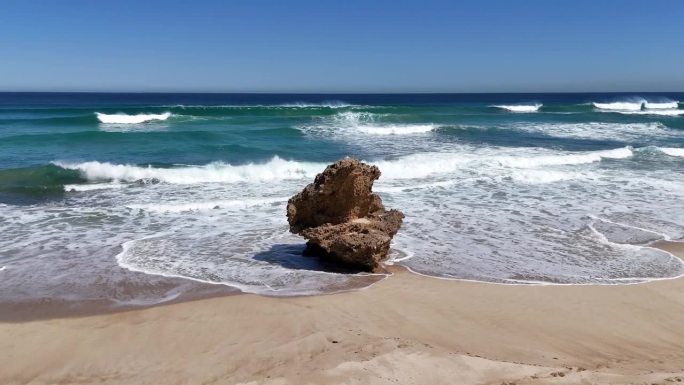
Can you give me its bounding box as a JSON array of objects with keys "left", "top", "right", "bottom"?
[
  {"left": 3, "top": 2, "right": 684, "bottom": 384},
  {"left": 0, "top": 241, "right": 682, "bottom": 385}
]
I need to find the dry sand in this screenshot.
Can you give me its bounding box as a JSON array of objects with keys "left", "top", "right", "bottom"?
[{"left": 1, "top": 242, "right": 684, "bottom": 385}]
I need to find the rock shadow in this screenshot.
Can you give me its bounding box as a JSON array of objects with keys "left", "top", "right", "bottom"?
[{"left": 252, "top": 243, "right": 367, "bottom": 274}]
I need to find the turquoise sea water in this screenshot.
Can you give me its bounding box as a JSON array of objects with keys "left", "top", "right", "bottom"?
[{"left": 1, "top": 93, "right": 683, "bottom": 304}]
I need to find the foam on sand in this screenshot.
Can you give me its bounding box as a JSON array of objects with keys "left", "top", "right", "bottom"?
[
  {"left": 96, "top": 112, "right": 172, "bottom": 124},
  {"left": 493, "top": 104, "right": 542, "bottom": 113},
  {"left": 7, "top": 144, "right": 681, "bottom": 298}
]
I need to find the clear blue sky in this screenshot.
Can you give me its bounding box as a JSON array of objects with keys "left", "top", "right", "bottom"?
[{"left": 2, "top": 0, "right": 683, "bottom": 93}]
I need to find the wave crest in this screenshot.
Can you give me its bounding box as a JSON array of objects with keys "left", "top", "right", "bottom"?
[
  {"left": 493, "top": 104, "right": 542, "bottom": 113},
  {"left": 278, "top": 101, "right": 352, "bottom": 108},
  {"left": 53, "top": 157, "right": 323, "bottom": 184},
  {"left": 96, "top": 112, "right": 172, "bottom": 124},
  {"left": 300, "top": 111, "right": 438, "bottom": 136},
  {"left": 168, "top": 101, "right": 356, "bottom": 110},
  {"left": 50, "top": 147, "right": 640, "bottom": 190},
  {"left": 659, "top": 147, "right": 684, "bottom": 157},
  {"left": 592, "top": 98, "right": 682, "bottom": 115},
  {"left": 645, "top": 101, "right": 679, "bottom": 109},
  {"left": 593, "top": 101, "right": 644, "bottom": 111},
  {"left": 611, "top": 109, "right": 684, "bottom": 116},
  {"left": 375, "top": 147, "right": 632, "bottom": 179}
]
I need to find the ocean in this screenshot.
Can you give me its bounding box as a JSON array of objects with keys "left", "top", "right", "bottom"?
[{"left": 1, "top": 92, "right": 683, "bottom": 305}]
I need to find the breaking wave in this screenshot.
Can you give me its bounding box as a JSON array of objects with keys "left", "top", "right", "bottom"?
[
  {"left": 300, "top": 111, "right": 438, "bottom": 136},
  {"left": 278, "top": 101, "right": 352, "bottom": 108},
  {"left": 373, "top": 149, "right": 631, "bottom": 180},
  {"left": 63, "top": 182, "right": 127, "bottom": 192},
  {"left": 645, "top": 100, "right": 679, "bottom": 109},
  {"left": 168, "top": 101, "right": 356, "bottom": 109},
  {"left": 592, "top": 98, "right": 682, "bottom": 115},
  {"left": 357, "top": 124, "right": 437, "bottom": 135},
  {"left": 492, "top": 104, "right": 542, "bottom": 113},
  {"left": 611, "top": 109, "right": 684, "bottom": 116},
  {"left": 53, "top": 147, "right": 634, "bottom": 187},
  {"left": 659, "top": 147, "right": 684, "bottom": 157},
  {"left": 509, "top": 122, "right": 678, "bottom": 141},
  {"left": 593, "top": 101, "right": 645, "bottom": 111},
  {"left": 53, "top": 157, "right": 323, "bottom": 184},
  {"left": 96, "top": 112, "right": 172, "bottom": 124}
]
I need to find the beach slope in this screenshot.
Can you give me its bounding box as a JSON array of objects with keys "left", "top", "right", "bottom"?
[{"left": 1, "top": 242, "right": 683, "bottom": 385}]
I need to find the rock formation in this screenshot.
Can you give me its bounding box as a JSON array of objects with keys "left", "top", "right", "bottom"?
[{"left": 287, "top": 158, "right": 404, "bottom": 272}]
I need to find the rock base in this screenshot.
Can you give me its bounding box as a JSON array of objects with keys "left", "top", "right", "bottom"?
[{"left": 287, "top": 158, "right": 404, "bottom": 272}]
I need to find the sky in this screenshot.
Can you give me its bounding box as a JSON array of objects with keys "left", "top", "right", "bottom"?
[{"left": 1, "top": 0, "right": 683, "bottom": 93}]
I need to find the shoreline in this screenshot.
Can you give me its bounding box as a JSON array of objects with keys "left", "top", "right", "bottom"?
[
  {"left": 1, "top": 242, "right": 684, "bottom": 384},
  {"left": 2, "top": 240, "right": 682, "bottom": 323}
]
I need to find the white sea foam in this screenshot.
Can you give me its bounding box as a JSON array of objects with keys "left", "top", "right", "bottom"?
[
  {"left": 645, "top": 100, "right": 679, "bottom": 109},
  {"left": 372, "top": 153, "right": 470, "bottom": 179},
  {"left": 168, "top": 101, "right": 358, "bottom": 109},
  {"left": 5, "top": 143, "right": 683, "bottom": 301},
  {"left": 492, "top": 104, "right": 542, "bottom": 113},
  {"left": 278, "top": 101, "right": 352, "bottom": 108},
  {"left": 297, "top": 111, "right": 439, "bottom": 138},
  {"left": 494, "top": 147, "right": 633, "bottom": 167},
  {"left": 64, "top": 182, "right": 127, "bottom": 192},
  {"left": 357, "top": 124, "right": 437, "bottom": 135},
  {"left": 592, "top": 98, "right": 683, "bottom": 115},
  {"left": 54, "top": 157, "right": 324, "bottom": 184},
  {"left": 593, "top": 100, "right": 645, "bottom": 111},
  {"left": 127, "top": 197, "right": 288, "bottom": 213},
  {"left": 510, "top": 170, "right": 582, "bottom": 184},
  {"left": 510, "top": 122, "right": 677, "bottom": 141},
  {"left": 659, "top": 147, "right": 684, "bottom": 157},
  {"left": 96, "top": 112, "right": 172, "bottom": 124},
  {"left": 55, "top": 148, "right": 632, "bottom": 187},
  {"left": 611, "top": 109, "right": 684, "bottom": 116},
  {"left": 113, "top": 232, "right": 389, "bottom": 297},
  {"left": 330, "top": 111, "right": 438, "bottom": 135},
  {"left": 373, "top": 150, "right": 620, "bottom": 180},
  {"left": 0, "top": 266, "right": 6, "bottom": 272}
]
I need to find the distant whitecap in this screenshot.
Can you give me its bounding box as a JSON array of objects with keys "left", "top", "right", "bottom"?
[
  {"left": 96, "top": 112, "right": 172, "bottom": 124},
  {"left": 493, "top": 104, "right": 542, "bottom": 113}
]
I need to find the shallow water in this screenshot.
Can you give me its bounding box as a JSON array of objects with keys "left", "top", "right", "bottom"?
[{"left": 1, "top": 92, "right": 683, "bottom": 303}]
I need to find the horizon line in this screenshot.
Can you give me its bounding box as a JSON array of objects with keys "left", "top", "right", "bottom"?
[{"left": 1, "top": 90, "right": 683, "bottom": 95}]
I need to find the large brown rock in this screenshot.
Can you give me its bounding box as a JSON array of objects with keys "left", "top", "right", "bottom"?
[{"left": 287, "top": 158, "right": 404, "bottom": 272}]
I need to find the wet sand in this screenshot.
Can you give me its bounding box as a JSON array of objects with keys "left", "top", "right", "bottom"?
[{"left": 1, "top": 241, "right": 683, "bottom": 384}]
